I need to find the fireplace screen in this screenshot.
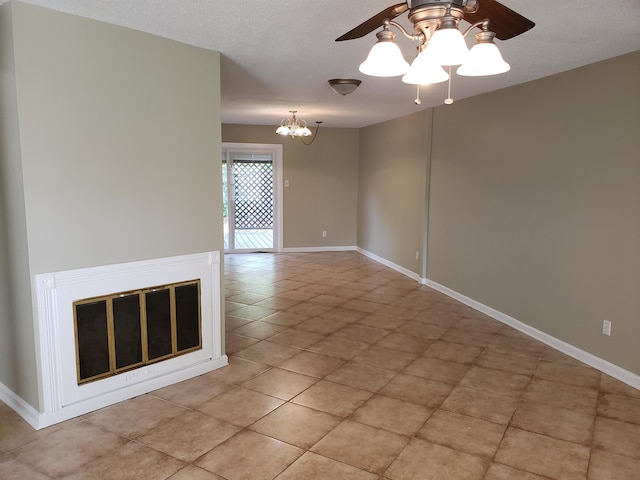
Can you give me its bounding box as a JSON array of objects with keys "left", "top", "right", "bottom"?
[{"left": 73, "top": 280, "right": 201, "bottom": 384}]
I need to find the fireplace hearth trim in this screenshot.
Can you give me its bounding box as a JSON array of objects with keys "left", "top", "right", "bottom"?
[{"left": 34, "top": 251, "right": 225, "bottom": 428}]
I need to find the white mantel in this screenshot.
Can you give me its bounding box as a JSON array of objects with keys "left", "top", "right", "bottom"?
[{"left": 30, "top": 251, "right": 226, "bottom": 429}]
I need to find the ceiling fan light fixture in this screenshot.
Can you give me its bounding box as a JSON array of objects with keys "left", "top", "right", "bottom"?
[
  {"left": 402, "top": 50, "right": 449, "bottom": 85},
  {"left": 457, "top": 31, "right": 510, "bottom": 76},
  {"left": 328, "top": 78, "right": 362, "bottom": 96},
  {"left": 337, "top": 0, "right": 531, "bottom": 105},
  {"left": 359, "top": 29, "right": 410, "bottom": 77},
  {"left": 424, "top": 25, "right": 469, "bottom": 66}
]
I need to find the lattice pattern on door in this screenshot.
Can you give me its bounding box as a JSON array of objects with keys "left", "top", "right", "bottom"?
[{"left": 233, "top": 161, "right": 274, "bottom": 229}]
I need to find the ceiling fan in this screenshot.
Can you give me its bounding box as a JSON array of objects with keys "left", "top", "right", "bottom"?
[
  {"left": 336, "top": 0, "right": 534, "bottom": 43},
  {"left": 335, "top": 0, "right": 535, "bottom": 104}
]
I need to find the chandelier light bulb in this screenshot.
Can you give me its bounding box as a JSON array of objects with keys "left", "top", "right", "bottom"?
[
  {"left": 299, "top": 126, "right": 312, "bottom": 136},
  {"left": 276, "top": 125, "right": 290, "bottom": 136}
]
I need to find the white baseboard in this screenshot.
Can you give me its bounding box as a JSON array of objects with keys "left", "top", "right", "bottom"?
[
  {"left": 0, "top": 355, "right": 228, "bottom": 430},
  {"left": 346, "top": 249, "right": 639, "bottom": 390},
  {"left": 282, "top": 246, "right": 357, "bottom": 253},
  {"left": 357, "top": 248, "right": 421, "bottom": 283},
  {"left": 36, "top": 356, "right": 228, "bottom": 429},
  {"left": 424, "top": 279, "right": 640, "bottom": 390},
  {"left": 0, "top": 381, "right": 41, "bottom": 430}
]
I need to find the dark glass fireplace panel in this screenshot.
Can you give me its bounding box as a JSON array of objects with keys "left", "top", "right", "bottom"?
[
  {"left": 113, "top": 294, "right": 143, "bottom": 369},
  {"left": 146, "top": 289, "right": 172, "bottom": 360},
  {"left": 76, "top": 301, "right": 110, "bottom": 380},
  {"left": 176, "top": 283, "right": 200, "bottom": 351}
]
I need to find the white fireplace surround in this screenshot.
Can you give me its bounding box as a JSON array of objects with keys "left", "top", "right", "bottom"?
[{"left": 29, "top": 251, "right": 227, "bottom": 429}]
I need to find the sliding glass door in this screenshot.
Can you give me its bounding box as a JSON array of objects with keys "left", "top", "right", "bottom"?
[{"left": 222, "top": 143, "right": 282, "bottom": 252}]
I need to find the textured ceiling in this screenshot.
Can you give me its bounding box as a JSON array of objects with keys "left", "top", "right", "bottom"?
[{"left": 18, "top": 0, "right": 640, "bottom": 128}]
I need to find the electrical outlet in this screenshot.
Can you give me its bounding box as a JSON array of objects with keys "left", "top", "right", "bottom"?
[
  {"left": 602, "top": 319, "right": 611, "bottom": 336},
  {"left": 284, "top": 180, "right": 290, "bottom": 187},
  {"left": 415, "top": 251, "right": 419, "bottom": 260},
  {"left": 322, "top": 230, "right": 327, "bottom": 238}
]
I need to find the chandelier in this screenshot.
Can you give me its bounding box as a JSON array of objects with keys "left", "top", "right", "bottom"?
[
  {"left": 275, "top": 111, "right": 321, "bottom": 145},
  {"left": 276, "top": 111, "right": 311, "bottom": 137},
  {"left": 354, "top": 2, "right": 513, "bottom": 104}
]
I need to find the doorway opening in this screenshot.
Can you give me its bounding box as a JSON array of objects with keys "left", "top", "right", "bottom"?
[{"left": 222, "top": 143, "right": 283, "bottom": 252}]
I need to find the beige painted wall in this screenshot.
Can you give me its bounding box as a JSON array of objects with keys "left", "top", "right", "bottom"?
[
  {"left": 358, "top": 110, "right": 432, "bottom": 274},
  {"left": 14, "top": 3, "right": 223, "bottom": 274},
  {"left": 427, "top": 51, "right": 640, "bottom": 374},
  {"left": 3, "top": 2, "right": 223, "bottom": 410},
  {"left": 222, "top": 124, "right": 359, "bottom": 248},
  {"left": 0, "top": 1, "right": 37, "bottom": 406}
]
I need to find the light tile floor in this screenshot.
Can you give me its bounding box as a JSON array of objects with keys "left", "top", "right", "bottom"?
[{"left": 2, "top": 251, "right": 640, "bottom": 479}]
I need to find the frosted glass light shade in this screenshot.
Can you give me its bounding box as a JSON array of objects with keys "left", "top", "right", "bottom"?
[
  {"left": 328, "top": 78, "right": 361, "bottom": 96},
  {"left": 402, "top": 50, "right": 449, "bottom": 85},
  {"left": 359, "top": 41, "right": 410, "bottom": 77},
  {"left": 424, "top": 27, "right": 469, "bottom": 66},
  {"left": 457, "top": 42, "right": 510, "bottom": 76},
  {"left": 276, "top": 125, "right": 290, "bottom": 136}
]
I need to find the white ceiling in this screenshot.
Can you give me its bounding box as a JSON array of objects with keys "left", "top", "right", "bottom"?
[{"left": 19, "top": 0, "right": 640, "bottom": 128}]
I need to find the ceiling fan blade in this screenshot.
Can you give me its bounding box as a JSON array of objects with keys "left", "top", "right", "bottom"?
[
  {"left": 335, "top": 2, "right": 409, "bottom": 41},
  {"left": 463, "top": 0, "right": 534, "bottom": 40}
]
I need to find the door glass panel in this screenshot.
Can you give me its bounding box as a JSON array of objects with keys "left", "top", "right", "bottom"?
[{"left": 223, "top": 151, "right": 275, "bottom": 251}]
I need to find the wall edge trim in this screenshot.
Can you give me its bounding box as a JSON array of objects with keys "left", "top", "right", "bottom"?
[
  {"left": 357, "top": 248, "right": 421, "bottom": 283},
  {"left": 282, "top": 246, "right": 357, "bottom": 253},
  {"left": 0, "top": 381, "right": 40, "bottom": 430}
]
